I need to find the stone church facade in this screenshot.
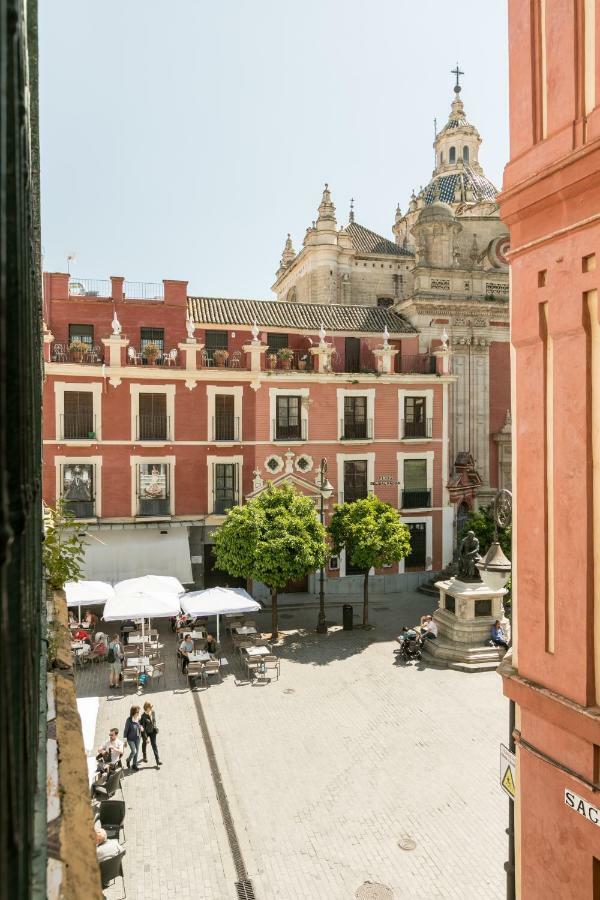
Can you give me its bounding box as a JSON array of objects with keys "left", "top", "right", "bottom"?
[{"left": 273, "top": 77, "right": 511, "bottom": 516}]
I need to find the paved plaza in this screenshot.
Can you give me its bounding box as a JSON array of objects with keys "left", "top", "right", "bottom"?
[{"left": 79, "top": 593, "right": 509, "bottom": 900}]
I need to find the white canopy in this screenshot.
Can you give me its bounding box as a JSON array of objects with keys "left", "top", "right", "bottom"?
[
  {"left": 64, "top": 580, "right": 115, "bottom": 607},
  {"left": 181, "top": 586, "right": 260, "bottom": 617},
  {"left": 81, "top": 529, "right": 193, "bottom": 584},
  {"left": 115, "top": 575, "right": 185, "bottom": 597},
  {"left": 103, "top": 591, "right": 181, "bottom": 621}
]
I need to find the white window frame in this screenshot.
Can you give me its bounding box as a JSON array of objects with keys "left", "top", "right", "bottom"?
[
  {"left": 130, "top": 454, "right": 176, "bottom": 518},
  {"left": 399, "top": 516, "right": 433, "bottom": 572},
  {"left": 397, "top": 450, "right": 434, "bottom": 509},
  {"left": 54, "top": 454, "right": 102, "bottom": 518},
  {"left": 269, "top": 387, "right": 309, "bottom": 443},
  {"left": 336, "top": 452, "right": 375, "bottom": 505},
  {"left": 207, "top": 454, "right": 244, "bottom": 516},
  {"left": 398, "top": 388, "right": 433, "bottom": 441},
  {"left": 130, "top": 383, "right": 176, "bottom": 443},
  {"left": 54, "top": 381, "right": 103, "bottom": 443},
  {"left": 336, "top": 388, "right": 375, "bottom": 440},
  {"left": 207, "top": 385, "right": 243, "bottom": 443}
]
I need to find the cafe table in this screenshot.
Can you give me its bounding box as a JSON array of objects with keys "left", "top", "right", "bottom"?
[
  {"left": 189, "top": 630, "right": 206, "bottom": 640},
  {"left": 127, "top": 634, "right": 146, "bottom": 646},
  {"left": 126, "top": 656, "right": 150, "bottom": 669},
  {"left": 244, "top": 645, "right": 270, "bottom": 657},
  {"left": 187, "top": 650, "right": 211, "bottom": 664},
  {"left": 233, "top": 625, "right": 257, "bottom": 636}
]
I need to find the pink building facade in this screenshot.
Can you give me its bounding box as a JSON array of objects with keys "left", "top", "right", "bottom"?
[{"left": 42, "top": 271, "right": 456, "bottom": 593}]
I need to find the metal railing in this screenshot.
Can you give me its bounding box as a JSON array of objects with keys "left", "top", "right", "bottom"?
[
  {"left": 51, "top": 342, "right": 104, "bottom": 364},
  {"left": 265, "top": 349, "right": 312, "bottom": 372},
  {"left": 213, "top": 492, "right": 239, "bottom": 515},
  {"left": 396, "top": 354, "right": 436, "bottom": 375},
  {"left": 212, "top": 415, "right": 240, "bottom": 442},
  {"left": 337, "top": 490, "right": 369, "bottom": 505},
  {"left": 123, "top": 281, "right": 164, "bottom": 300},
  {"left": 68, "top": 277, "right": 111, "bottom": 297},
  {"left": 137, "top": 497, "right": 171, "bottom": 517},
  {"left": 200, "top": 349, "right": 245, "bottom": 368},
  {"left": 136, "top": 414, "right": 170, "bottom": 441},
  {"left": 402, "top": 418, "right": 433, "bottom": 439},
  {"left": 273, "top": 418, "right": 307, "bottom": 441},
  {"left": 60, "top": 413, "right": 96, "bottom": 440},
  {"left": 340, "top": 418, "right": 373, "bottom": 440},
  {"left": 401, "top": 489, "right": 431, "bottom": 509},
  {"left": 126, "top": 347, "right": 180, "bottom": 366}
]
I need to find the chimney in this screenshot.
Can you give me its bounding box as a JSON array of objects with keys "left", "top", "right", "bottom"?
[{"left": 163, "top": 279, "right": 188, "bottom": 307}]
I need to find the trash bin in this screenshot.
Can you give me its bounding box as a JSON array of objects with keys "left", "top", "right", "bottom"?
[{"left": 343, "top": 604, "right": 354, "bottom": 631}]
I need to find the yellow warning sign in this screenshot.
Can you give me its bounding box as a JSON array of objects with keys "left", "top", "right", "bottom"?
[
  {"left": 500, "top": 744, "right": 516, "bottom": 800},
  {"left": 501, "top": 766, "right": 515, "bottom": 799}
]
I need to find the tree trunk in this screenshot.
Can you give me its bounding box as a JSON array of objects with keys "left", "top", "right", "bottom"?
[
  {"left": 271, "top": 587, "right": 279, "bottom": 641},
  {"left": 363, "top": 571, "right": 369, "bottom": 627}
]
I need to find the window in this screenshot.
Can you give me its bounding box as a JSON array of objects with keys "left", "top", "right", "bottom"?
[
  {"left": 462, "top": 146, "right": 469, "bottom": 163},
  {"left": 402, "top": 460, "right": 430, "bottom": 508},
  {"left": 449, "top": 146, "right": 456, "bottom": 163},
  {"left": 137, "top": 463, "right": 170, "bottom": 516},
  {"left": 343, "top": 460, "right": 368, "bottom": 503},
  {"left": 213, "top": 463, "right": 237, "bottom": 514},
  {"left": 377, "top": 297, "right": 393, "bottom": 308},
  {"left": 62, "top": 463, "right": 95, "bottom": 517},
  {"left": 68, "top": 324, "right": 93, "bottom": 347},
  {"left": 403, "top": 396, "right": 429, "bottom": 438},
  {"left": 213, "top": 394, "right": 238, "bottom": 441},
  {"left": 345, "top": 337, "right": 361, "bottom": 372},
  {"left": 138, "top": 393, "right": 168, "bottom": 441},
  {"left": 440, "top": 150, "right": 444, "bottom": 164},
  {"left": 205, "top": 330, "right": 228, "bottom": 363},
  {"left": 267, "top": 333, "right": 289, "bottom": 353},
  {"left": 343, "top": 396, "right": 369, "bottom": 440},
  {"left": 275, "top": 395, "right": 304, "bottom": 440},
  {"left": 140, "top": 327, "right": 164, "bottom": 355},
  {"left": 405, "top": 522, "right": 426, "bottom": 569},
  {"left": 62, "top": 391, "right": 95, "bottom": 439}
]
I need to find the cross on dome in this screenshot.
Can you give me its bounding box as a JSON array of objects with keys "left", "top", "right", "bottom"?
[{"left": 451, "top": 63, "right": 464, "bottom": 94}]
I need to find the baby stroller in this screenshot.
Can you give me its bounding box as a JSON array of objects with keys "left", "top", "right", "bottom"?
[{"left": 395, "top": 627, "right": 423, "bottom": 663}]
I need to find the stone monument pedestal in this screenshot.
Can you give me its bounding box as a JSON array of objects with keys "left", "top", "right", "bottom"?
[{"left": 422, "top": 577, "right": 508, "bottom": 673}]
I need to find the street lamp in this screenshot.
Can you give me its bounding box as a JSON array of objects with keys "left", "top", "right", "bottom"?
[
  {"left": 477, "top": 489, "right": 514, "bottom": 900},
  {"left": 316, "top": 458, "right": 333, "bottom": 634}
]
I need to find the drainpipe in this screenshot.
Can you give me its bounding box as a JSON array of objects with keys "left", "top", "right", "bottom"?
[{"left": 505, "top": 698, "right": 515, "bottom": 900}]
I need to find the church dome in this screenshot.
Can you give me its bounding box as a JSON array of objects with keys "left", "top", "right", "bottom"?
[{"left": 423, "top": 169, "right": 498, "bottom": 206}]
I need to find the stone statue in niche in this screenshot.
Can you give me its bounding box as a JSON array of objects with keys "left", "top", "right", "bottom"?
[{"left": 458, "top": 530, "right": 482, "bottom": 582}]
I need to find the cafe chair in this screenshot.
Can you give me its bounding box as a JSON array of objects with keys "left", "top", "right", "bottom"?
[
  {"left": 202, "top": 660, "right": 221, "bottom": 688},
  {"left": 92, "top": 768, "right": 123, "bottom": 801},
  {"left": 99, "top": 799, "right": 126, "bottom": 843},
  {"left": 264, "top": 655, "right": 280, "bottom": 681},
  {"left": 121, "top": 667, "right": 139, "bottom": 694},
  {"left": 150, "top": 661, "right": 165, "bottom": 687},
  {"left": 186, "top": 662, "right": 203, "bottom": 689},
  {"left": 99, "top": 850, "right": 126, "bottom": 896}
]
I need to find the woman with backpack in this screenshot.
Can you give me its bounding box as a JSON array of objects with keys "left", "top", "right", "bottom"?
[
  {"left": 123, "top": 706, "right": 142, "bottom": 771},
  {"left": 140, "top": 701, "right": 162, "bottom": 767},
  {"left": 107, "top": 633, "right": 124, "bottom": 689}
]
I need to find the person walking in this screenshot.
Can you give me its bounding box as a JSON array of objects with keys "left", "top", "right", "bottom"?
[
  {"left": 107, "top": 633, "right": 124, "bottom": 689},
  {"left": 123, "top": 706, "right": 142, "bottom": 771},
  {"left": 140, "top": 701, "right": 162, "bottom": 767}
]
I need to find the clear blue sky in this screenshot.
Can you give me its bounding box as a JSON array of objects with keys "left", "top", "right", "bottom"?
[{"left": 39, "top": 0, "right": 508, "bottom": 298}]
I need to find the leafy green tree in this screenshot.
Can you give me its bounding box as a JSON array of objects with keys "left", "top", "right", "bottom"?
[
  {"left": 42, "top": 501, "right": 86, "bottom": 590},
  {"left": 329, "top": 495, "right": 411, "bottom": 627},
  {"left": 459, "top": 503, "right": 511, "bottom": 558},
  {"left": 213, "top": 484, "right": 328, "bottom": 639}
]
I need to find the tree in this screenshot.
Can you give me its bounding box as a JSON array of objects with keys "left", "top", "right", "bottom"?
[
  {"left": 213, "top": 484, "right": 328, "bottom": 639},
  {"left": 42, "top": 501, "right": 86, "bottom": 590},
  {"left": 329, "top": 495, "right": 411, "bottom": 627},
  {"left": 459, "top": 503, "right": 511, "bottom": 559}
]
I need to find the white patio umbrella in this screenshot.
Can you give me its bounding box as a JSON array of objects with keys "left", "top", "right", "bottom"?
[
  {"left": 64, "top": 580, "right": 115, "bottom": 625},
  {"left": 114, "top": 575, "right": 185, "bottom": 597},
  {"left": 104, "top": 577, "right": 184, "bottom": 649},
  {"left": 180, "top": 586, "right": 260, "bottom": 644}
]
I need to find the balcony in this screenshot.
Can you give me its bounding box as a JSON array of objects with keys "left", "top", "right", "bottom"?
[
  {"left": 51, "top": 342, "right": 104, "bottom": 365},
  {"left": 402, "top": 418, "right": 433, "bottom": 439},
  {"left": 200, "top": 349, "right": 246, "bottom": 369},
  {"left": 340, "top": 419, "right": 373, "bottom": 440},
  {"left": 68, "top": 278, "right": 110, "bottom": 298},
  {"left": 273, "top": 418, "right": 307, "bottom": 441},
  {"left": 213, "top": 492, "right": 238, "bottom": 515},
  {"left": 136, "top": 414, "right": 170, "bottom": 441},
  {"left": 127, "top": 347, "right": 180, "bottom": 367},
  {"left": 60, "top": 413, "right": 96, "bottom": 440},
  {"left": 137, "top": 497, "right": 170, "bottom": 517},
  {"left": 338, "top": 490, "right": 369, "bottom": 505},
  {"left": 401, "top": 489, "right": 431, "bottom": 509},
  {"left": 265, "top": 349, "right": 312, "bottom": 372},
  {"left": 212, "top": 415, "right": 240, "bottom": 442},
  {"left": 395, "top": 354, "right": 436, "bottom": 375}
]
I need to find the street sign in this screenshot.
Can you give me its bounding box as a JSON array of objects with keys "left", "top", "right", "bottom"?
[
  {"left": 565, "top": 790, "right": 600, "bottom": 827},
  {"left": 500, "top": 744, "right": 516, "bottom": 800}
]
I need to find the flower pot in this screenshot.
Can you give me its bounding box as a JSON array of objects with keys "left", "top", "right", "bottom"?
[
  {"left": 267, "top": 356, "right": 277, "bottom": 370},
  {"left": 72, "top": 351, "right": 83, "bottom": 363},
  {"left": 216, "top": 358, "right": 226, "bottom": 367},
  {"left": 298, "top": 360, "right": 307, "bottom": 371},
  {"left": 281, "top": 358, "right": 292, "bottom": 370},
  {"left": 146, "top": 354, "right": 158, "bottom": 366}
]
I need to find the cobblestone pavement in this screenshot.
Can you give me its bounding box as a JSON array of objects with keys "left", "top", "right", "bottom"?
[{"left": 78, "top": 592, "right": 508, "bottom": 900}]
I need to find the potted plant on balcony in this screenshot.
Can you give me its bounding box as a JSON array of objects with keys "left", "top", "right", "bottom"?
[
  {"left": 297, "top": 353, "right": 308, "bottom": 371},
  {"left": 143, "top": 341, "right": 161, "bottom": 365},
  {"left": 68, "top": 339, "right": 88, "bottom": 363},
  {"left": 213, "top": 348, "right": 229, "bottom": 367},
  {"left": 277, "top": 347, "right": 294, "bottom": 370},
  {"left": 266, "top": 352, "right": 277, "bottom": 370}
]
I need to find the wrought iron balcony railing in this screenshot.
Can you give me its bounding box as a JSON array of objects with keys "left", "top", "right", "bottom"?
[
  {"left": 401, "top": 489, "right": 432, "bottom": 509},
  {"left": 402, "top": 418, "right": 433, "bottom": 439},
  {"left": 212, "top": 415, "right": 240, "bottom": 442},
  {"left": 136, "top": 414, "right": 170, "bottom": 441},
  {"left": 340, "top": 418, "right": 373, "bottom": 440},
  {"left": 60, "top": 413, "right": 96, "bottom": 440},
  {"left": 273, "top": 418, "right": 307, "bottom": 441}
]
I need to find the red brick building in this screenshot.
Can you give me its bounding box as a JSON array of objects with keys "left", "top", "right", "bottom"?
[
  {"left": 500, "top": 1, "right": 600, "bottom": 896},
  {"left": 42, "top": 271, "right": 456, "bottom": 594}
]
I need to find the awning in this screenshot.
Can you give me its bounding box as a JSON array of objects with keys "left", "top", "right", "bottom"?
[
  {"left": 82, "top": 529, "right": 193, "bottom": 585},
  {"left": 181, "top": 587, "right": 260, "bottom": 617},
  {"left": 65, "top": 581, "right": 115, "bottom": 606}
]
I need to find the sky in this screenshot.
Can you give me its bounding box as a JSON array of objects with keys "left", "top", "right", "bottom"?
[{"left": 39, "top": 0, "right": 509, "bottom": 299}]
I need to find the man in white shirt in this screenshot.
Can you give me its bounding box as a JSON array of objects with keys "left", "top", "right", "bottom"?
[
  {"left": 96, "top": 827, "right": 124, "bottom": 863},
  {"left": 97, "top": 728, "right": 124, "bottom": 765},
  {"left": 179, "top": 634, "right": 194, "bottom": 674},
  {"left": 420, "top": 615, "right": 438, "bottom": 640}
]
